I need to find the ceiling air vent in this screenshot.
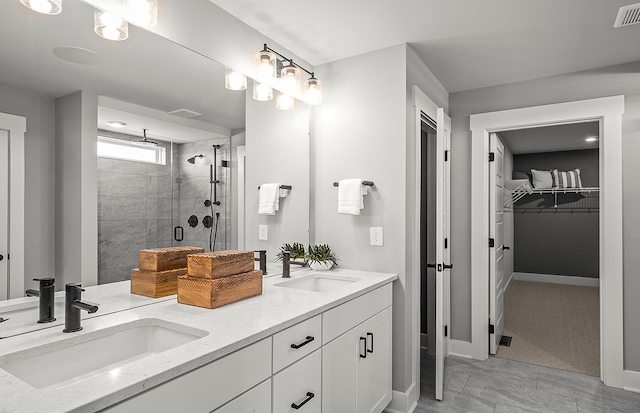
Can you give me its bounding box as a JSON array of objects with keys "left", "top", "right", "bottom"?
[
  {"left": 614, "top": 3, "right": 640, "bottom": 27},
  {"left": 168, "top": 108, "right": 202, "bottom": 118}
]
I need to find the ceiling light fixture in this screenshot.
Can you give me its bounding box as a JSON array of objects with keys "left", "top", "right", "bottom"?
[
  {"left": 94, "top": 9, "right": 128, "bottom": 41},
  {"left": 585, "top": 137, "right": 599, "bottom": 142},
  {"left": 225, "top": 68, "right": 247, "bottom": 91},
  {"left": 107, "top": 121, "right": 127, "bottom": 128},
  {"left": 20, "top": 0, "right": 61, "bottom": 15},
  {"left": 124, "top": 0, "right": 158, "bottom": 28},
  {"left": 250, "top": 43, "right": 323, "bottom": 108}
]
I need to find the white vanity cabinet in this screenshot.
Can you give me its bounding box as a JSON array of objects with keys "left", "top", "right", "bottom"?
[
  {"left": 322, "top": 285, "right": 393, "bottom": 413},
  {"left": 213, "top": 378, "right": 271, "bottom": 413}
]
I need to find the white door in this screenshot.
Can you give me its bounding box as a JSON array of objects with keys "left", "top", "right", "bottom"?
[
  {"left": 434, "top": 108, "right": 452, "bottom": 400},
  {"left": 0, "top": 130, "right": 8, "bottom": 300},
  {"left": 489, "top": 133, "right": 505, "bottom": 354}
]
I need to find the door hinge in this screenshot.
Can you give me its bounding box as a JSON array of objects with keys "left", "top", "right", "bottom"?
[
  {"left": 489, "top": 238, "right": 495, "bottom": 248},
  {"left": 444, "top": 150, "right": 449, "bottom": 162},
  {"left": 444, "top": 325, "right": 448, "bottom": 337},
  {"left": 444, "top": 238, "right": 448, "bottom": 249},
  {"left": 489, "top": 152, "right": 495, "bottom": 162},
  {"left": 489, "top": 324, "right": 495, "bottom": 334}
]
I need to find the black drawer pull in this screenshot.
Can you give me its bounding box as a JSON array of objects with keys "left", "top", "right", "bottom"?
[
  {"left": 367, "top": 332, "right": 374, "bottom": 354},
  {"left": 359, "top": 337, "right": 367, "bottom": 358},
  {"left": 291, "top": 336, "right": 315, "bottom": 349},
  {"left": 291, "top": 392, "right": 315, "bottom": 409}
]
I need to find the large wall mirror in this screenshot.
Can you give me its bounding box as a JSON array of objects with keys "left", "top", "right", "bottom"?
[{"left": 0, "top": 0, "right": 310, "bottom": 301}]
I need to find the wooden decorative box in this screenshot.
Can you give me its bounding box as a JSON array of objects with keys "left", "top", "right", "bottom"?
[
  {"left": 187, "top": 250, "right": 255, "bottom": 279},
  {"left": 139, "top": 246, "right": 204, "bottom": 272},
  {"left": 177, "top": 270, "right": 263, "bottom": 309},
  {"left": 130, "top": 267, "right": 187, "bottom": 298}
]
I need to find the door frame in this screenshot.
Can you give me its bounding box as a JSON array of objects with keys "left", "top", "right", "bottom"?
[
  {"left": 412, "top": 85, "right": 450, "bottom": 401},
  {"left": 469, "top": 96, "right": 625, "bottom": 387},
  {"left": 0, "top": 112, "right": 26, "bottom": 299}
]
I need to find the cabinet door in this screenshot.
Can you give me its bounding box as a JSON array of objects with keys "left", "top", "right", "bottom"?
[
  {"left": 322, "top": 323, "right": 365, "bottom": 413},
  {"left": 361, "top": 307, "right": 392, "bottom": 413}
]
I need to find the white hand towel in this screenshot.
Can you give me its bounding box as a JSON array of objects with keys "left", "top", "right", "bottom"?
[
  {"left": 259, "top": 183, "right": 280, "bottom": 215},
  {"left": 338, "top": 179, "right": 369, "bottom": 215}
]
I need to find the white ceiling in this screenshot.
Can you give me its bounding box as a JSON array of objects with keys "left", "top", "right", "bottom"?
[{"left": 209, "top": 0, "right": 640, "bottom": 93}]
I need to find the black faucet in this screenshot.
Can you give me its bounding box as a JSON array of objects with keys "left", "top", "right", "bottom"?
[
  {"left": 282, "top": 251, "right": 291, "bottom": 278},
  {"left": 255, "top": 250, "right": 267, "bottom": 275},
  {"left": 63, "top": 283, "right": 99, "bottom": 333},
  {"left": 25, "top": 278, "right": 56, "bottom": 323}
]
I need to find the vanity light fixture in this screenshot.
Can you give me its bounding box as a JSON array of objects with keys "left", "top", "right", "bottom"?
[
  {"left": 253, "top": 81, "right": 273, "bottom": 101},
  {"left": 124, "top": 0, "right": 158, "bottom": 28},
  {"left": 225, "top": 68, "right": 247, "bottom": 91},
  {"left": 94, "top": 9, "right": 128, "bottom": 41},
  {"left": 276, "top": 93, "right": 295, "bottom": 111},
  {"left": 20, "top": 0, "right": 61, "bottom": 15},
  {"left": 251, "top": 44, "right": 322, "bottom": 107}
]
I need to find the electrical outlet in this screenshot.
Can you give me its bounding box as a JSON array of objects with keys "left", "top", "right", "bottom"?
[
  {"left": 258, "top": 224, "right": 268, "bottom": 240},
  {"left": 370, "top": 227, "right": 383, "bottom": 246}
]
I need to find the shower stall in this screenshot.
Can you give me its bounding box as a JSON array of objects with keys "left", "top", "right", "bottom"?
[{"left": 97, "top": 130, "right": 231, "bottom": 285}]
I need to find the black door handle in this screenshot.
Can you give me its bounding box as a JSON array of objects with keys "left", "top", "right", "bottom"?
[
  {"left": 291, "top": 336, "right": 315, "bottom": 349},
  {"left": 291, "top": 392, "right": 315, "bottom": 409},
  {"left": 443, "top": 263, "right": 453, "bottom": 270},
  {"left": 359, "top": 337, "right": 367, "bottom": 358},
  {"left": 426, "top": 263, "right": 436, "bottom": 268},
  {"left": 367, "top": 332, "right": 374, "bottom": 354},
  {"left": 504, "top": 246, "right": 511, "bottom": 251}
]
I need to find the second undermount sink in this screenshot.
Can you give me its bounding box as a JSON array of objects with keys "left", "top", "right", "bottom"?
[
  {"left": 0, "top": 318, "right": 208, "bottom": 389},
  {"left": 275, "top": 273, "right": 361, "bottom": 292}
]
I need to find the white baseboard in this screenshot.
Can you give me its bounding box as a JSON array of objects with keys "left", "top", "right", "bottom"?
[
  {"left": 449, "top": 339, "right": 475, "bottom": 359},
  {"left": 504, "top": 271, "right": 515, "bottom": 295},
  {"left": 513, "top": 272, "right": 599, "bottom": 287},
  {"left": 624, "top": 370, "right": 640, "bottom": 393},
  {"left": 385, "top": 383, "right": 417, "bottom": 413}
]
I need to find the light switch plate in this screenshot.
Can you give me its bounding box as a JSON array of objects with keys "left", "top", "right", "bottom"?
[
  {"left": 370, "top": 227, "right": 383, "bottom": 246},
  {"left": 258, "top": 224, "right": 268, "bottom": 240}
]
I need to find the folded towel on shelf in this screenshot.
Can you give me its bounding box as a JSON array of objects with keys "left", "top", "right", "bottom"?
[
  {"left": 338, "top": 179, "right": 369, "bottom": 215},
  {"left": 259, "top": 183, "right": 280, "bottom": 215}
]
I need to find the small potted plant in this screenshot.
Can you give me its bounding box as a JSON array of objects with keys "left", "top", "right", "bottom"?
[
  {"left": 306, "top": 244, "right": 338, "bottom": 271},
  {"left": 275, "top": 242, "right": 307, "bottom": 264}
]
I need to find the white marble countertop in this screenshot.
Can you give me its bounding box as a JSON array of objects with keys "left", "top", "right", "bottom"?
[{"left": 0, "top": 268, "right": 396, "bottom": 413}]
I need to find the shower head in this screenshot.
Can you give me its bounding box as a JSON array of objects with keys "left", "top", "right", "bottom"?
[
  {"left": 132, "top": 129, "right": 158, "bottom": 146},
  {"left": 187, "top": 154, "right": 204, "bottom": 164}
]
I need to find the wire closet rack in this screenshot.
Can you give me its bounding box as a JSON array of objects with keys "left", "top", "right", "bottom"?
[{"left": 504, "top": 179, "right": 599, "bottom": 210}]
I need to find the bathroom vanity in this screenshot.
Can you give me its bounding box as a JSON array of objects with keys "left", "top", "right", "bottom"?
[{"left": 0, "top": 269, "right": 396, "bottom": 412}]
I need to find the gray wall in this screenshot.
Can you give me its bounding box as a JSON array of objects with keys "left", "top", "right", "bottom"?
[
  {"left": 449, "top": 61, "right": 640, "bottom": 371},
  {"left": 0, "top": 85, "right": 55, "bottom": 291},
  {"left": 512, "top": 149, "right": 599, "bottom": 278}
]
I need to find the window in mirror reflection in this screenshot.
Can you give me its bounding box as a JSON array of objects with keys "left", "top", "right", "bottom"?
[{"left": 98, "top": 136, "right": 166, "bottom": 165}]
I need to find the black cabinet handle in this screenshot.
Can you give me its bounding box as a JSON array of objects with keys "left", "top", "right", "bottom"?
[
  {"left": 367, "top": 332, "right": 374, "bottom": 354},
  {"left": 291, "top": 336, "right": 315, "bottom": 349},
  {"left": 359, "top": 337, "right": 367, "bottom": 358},
  {"left": 291, "top": 392, "right": 315, "bottom": 409}
]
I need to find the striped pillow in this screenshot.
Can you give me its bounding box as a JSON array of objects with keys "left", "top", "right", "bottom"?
[{"left": 552, "top": 168, "right": 582, "bottom": 188}]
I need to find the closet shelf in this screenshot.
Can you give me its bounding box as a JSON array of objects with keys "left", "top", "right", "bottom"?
[
  {"left": 504, "top": 179, "right": 533, "bottom": 208},
  {"left": 508, "top": 186, "right": 599, "bottom": 210}
]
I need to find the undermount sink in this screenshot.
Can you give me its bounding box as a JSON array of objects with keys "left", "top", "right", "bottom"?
[
  {"left": 0, "top": 318, "right": 208, "bottom": 389},
  {"left": 275, "top": 273, "right": 361, "bottom": 292}
]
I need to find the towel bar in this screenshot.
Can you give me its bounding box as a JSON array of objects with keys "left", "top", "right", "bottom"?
[
  {"left": 333, "top": 181, "right": 374, "bottom": 187},
  {"left": 258, "top": 185, "right": 292, "bottom": 190}
]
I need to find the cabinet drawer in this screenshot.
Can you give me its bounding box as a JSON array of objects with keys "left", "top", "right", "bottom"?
[
  {"left": 323, "top": 284, "right": 392, "bottom": 344},
  {"left": 273, "top": 315, "right": 321, "bottom": 373},
  {"left": 213, "top": 378, "right": 271, "bottom": 413},
  {"left": 102, "top": 338, "right": 271, "bottom": 413},
  {"left": 273, "top": 349, "right": 321, "bottom": 413}
]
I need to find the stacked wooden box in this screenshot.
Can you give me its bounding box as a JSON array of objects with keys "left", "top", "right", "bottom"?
[
  {"left": 131, "top": 246, "right": 205, "bottom": 298},
  {"left": 177, "top": 250, "right": 263, "bottom": 309}
]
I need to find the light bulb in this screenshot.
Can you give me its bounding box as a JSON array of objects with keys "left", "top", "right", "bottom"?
[
  {"left": 280, "top": 63, "right": 301, "bottom": 96},
  {"left": 124, "top": 0, "right": 158, "bottom": 27},
  {"left": 254, "top": 49, "right": 276, "bottom": 81},
  {"left": 253, "top": 82, "right": 273, "bottom": 101},
  {"left": 303, "top": 77, "right": 322, "bottom": 105},
  {"left": 276, "top": 93, "right": 295, "bottom": 111},
  {"left": 20, "top": 0, "right": 61, "bottom": 15},
  {"left": 225, "top": 68, "right": 247, "bottom": 91},
  {"left": 94, "top": 10, "right": 128, "bottom": 41}
]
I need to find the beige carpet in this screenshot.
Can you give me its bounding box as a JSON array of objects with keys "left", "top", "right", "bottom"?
[{"left": 495, "top": 280, "right": 600, "bottom": 376}]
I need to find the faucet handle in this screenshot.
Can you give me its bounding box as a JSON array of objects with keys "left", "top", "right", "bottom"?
[
  {"left": 65, "top": 283, "right": 85, "bottom": 293},
  {"left": 33, "top": 278, "right": 55, "bottom": 287}
]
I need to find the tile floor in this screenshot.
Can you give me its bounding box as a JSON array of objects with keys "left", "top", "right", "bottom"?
[{"left": 416, "top": 351, "right": 640, "bottom": 413}]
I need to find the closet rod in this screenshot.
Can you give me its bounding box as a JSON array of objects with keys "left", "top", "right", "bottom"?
[{"left": 332, "top": 181, "right": 375, "bottom": 187}]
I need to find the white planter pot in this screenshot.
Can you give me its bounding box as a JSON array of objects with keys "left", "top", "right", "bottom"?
[{"left": 309, "top": 261, "right": 333, "bottom": 271}]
